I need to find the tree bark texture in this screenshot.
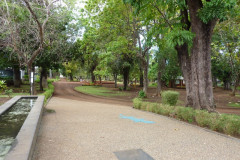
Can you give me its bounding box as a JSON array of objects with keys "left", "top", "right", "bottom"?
[
  {"left": 40, "top": 67, "right": 48, "bottom": 91},
  {"left": 143, "top": 62, "right": 148, "bottom": 94},
  {"left": 139, "top": 65, "right": 143, "bottom": 87},
  {"left": 123, "top": 67, "right": 130, "bottom": 90},
  {"left": 175, "top": 44, "right": 193, "bottom": 107},
  {"left": 114, "top": 74, "right": 117, "bottom": 88},
  {"left": 187, "top": 0, "right": 217, "bottom": 111},
  {"left": 231, "top": 75, "right": 240, "bottom": 96},
  {"left": 13, "top": 65, "right": 21, "bottom": 88},
  {"left": 91, "top": 71, "right": 95, "bottom": 83}
]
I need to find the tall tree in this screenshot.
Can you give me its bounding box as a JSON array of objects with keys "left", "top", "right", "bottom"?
[{"left": 127, "top": 0, "right": 237, "bottom": 111}]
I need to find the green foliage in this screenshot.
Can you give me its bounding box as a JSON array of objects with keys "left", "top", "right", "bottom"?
[
  {"left": 24, "top": 75, "right": 29, "bottom": 80},
  {"left": 0, "top": 80, "right": 7, "bottom": 93},
  {"left": 42, "top": 82, "right": 55, "bottom": 104},
  {"left": 175, "top": 107, "right": 195, "bottom": 123},
  {"left": 133, "top": 98, "right": 240, "bottom": 137},
  {"left": 198, "top": 0, "right": 237, "bottom": 24},
  {"left": 161, "top": 91, "right": 179, "bottom": 106},
  {"left": 167, "top": 29, "right": 195, "bottom": 47},
  {"left": 35, "top": 76, "right": 40, "bottom": 83},
  {"left": 138, "top": 90, "right": 146, "bottom": 98},
  {"left": 4, "top": 89, "right": 13, "bottom": 98}
]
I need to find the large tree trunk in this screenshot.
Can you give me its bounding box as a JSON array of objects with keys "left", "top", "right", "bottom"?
[
  {"left": 114, "top": 74, "right": 117, "bottom": 88},
  {"left": 187, "top": 0, "right": 216, "bottom": 111},
  {"left": 175, "top": 44, "right": 193, "bottom": 107},
  {"left": 13, "top": 65, "right": 21, "bottom": 88}
]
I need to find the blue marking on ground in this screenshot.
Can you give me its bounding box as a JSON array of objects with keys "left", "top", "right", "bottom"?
[{"left": 119, "top": 114, "right": 155, "bottom": 124}]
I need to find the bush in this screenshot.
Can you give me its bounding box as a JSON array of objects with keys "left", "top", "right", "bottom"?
[
  {"left": 138, "top": 90, "right": 146, "bottom": 98},
  {"left": 24, "top": 75, "right": 29, "bottom": 80},
  {"left": 133, "top": 98, "right": 142, "bottom": 109},
  {"left": 161, "top": 91, "right": 179, "bottom": 106},
  {"left": 42, "top": 83, "right": 54, "bottom": 104},
  {"left": 0, "top": 80, "right": 7, "bottom": 93},
  {"left": 5, "top": 89, "right": 13, "bottom": 97},
  {"left": 119, "top": 86, "right": 124, "bottom": 91},
  {"left": 132, "top": 98, "right": 240, "bottom": 137},
  {"left": 174, "top": 107, "right": 195, "bottom": 123}
]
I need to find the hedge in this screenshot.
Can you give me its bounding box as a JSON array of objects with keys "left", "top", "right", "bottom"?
[
  {"left": 133, "top": 98, "right": 240, "bottom": 137},
  {"left": 42, "top": 80, "right": 56, "bottom": 104}
]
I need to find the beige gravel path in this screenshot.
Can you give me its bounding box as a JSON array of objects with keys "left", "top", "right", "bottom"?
[{"left": 33, "top": 97, "right": 240, "bottom": 160}]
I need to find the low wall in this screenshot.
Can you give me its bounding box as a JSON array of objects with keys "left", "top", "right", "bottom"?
[{"left": 3, "top": 95, "right": 44, "bottom": 160}]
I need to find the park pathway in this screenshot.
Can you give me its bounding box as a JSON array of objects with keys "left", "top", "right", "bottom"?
[{"left": 33, "top": 81, "right": 240, "bottom": 160}]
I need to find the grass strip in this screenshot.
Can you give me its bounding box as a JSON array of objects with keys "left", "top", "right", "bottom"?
[{"left": 75, "top": 86, "right": 129, "bottom": 97}]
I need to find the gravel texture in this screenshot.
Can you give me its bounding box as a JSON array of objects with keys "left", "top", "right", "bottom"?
[{"left": 33, "top": 97, "right": 240, "bottom": 160}]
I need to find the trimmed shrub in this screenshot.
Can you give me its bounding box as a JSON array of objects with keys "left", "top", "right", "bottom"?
[
  {"left": 221, "top": 115, "right": 240, "bottom": 135},
  {"left": 132, "top": 98, "right": 240, "bottom": 137},
  {"left": 133, "top": 98, "right": 142, "bottom": 109},
  {"left": 158, "top": 104, "right": 175, "bottom": 116},
  {"left": 195, "top": 110, "right": 211, "bottom": 127},
  {"left": 42, "top": 82, "right": 54, "bottom": 104},
  {"left": 138, "top": 90, "right": 146, "bottom": 98},
  {"left": 175, "top": 107, "right": 195, "bottom": 123},
  {"left": 161, "top": 91, "right": 179, "bottom": 106}
]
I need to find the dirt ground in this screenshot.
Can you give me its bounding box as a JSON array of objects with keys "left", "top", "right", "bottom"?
[{"left": 1, "top": 79, "right": 240, "bottom": 115}]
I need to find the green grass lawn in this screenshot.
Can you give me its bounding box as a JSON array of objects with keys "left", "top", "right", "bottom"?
[
  {"left": 75, "top": 86, "right": 130, "bottom": 97},
  {"left": 228, "top": 102, "right": 240, "bottom": 108}
]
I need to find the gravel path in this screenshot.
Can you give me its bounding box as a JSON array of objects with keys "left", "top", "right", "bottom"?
[{"left": 33, "top": 96, "right": 240, "bottom": 160}]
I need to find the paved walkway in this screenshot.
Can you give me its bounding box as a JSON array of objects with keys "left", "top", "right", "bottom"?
[{"left": 33, "top": 97, "right": 240, "bottom": 160}]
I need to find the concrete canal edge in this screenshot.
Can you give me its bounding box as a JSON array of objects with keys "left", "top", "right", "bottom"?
[{"left": 4, "top": 95, "right": 45, "bottom": 160}]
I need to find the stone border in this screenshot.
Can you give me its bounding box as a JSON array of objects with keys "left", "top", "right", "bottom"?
[
  {"left": 4, "top": 95, "right": 45, "bottom": 160},
  {"left": 0, "top": 96, "right": 20, "bottom": 115}
]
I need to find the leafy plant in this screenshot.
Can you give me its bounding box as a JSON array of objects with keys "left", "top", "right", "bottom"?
[
  {"left": 138, "top": 90, "right": 146, "bottom": 98},
  {"left": 0, "top": 80, "right": 7, "bottom": 93},
  {"left": 5, "top": 89, "right": 13, "bottom": 98},
  {"left": 161, "top": 91, "right": 179, "bottom": 106}
]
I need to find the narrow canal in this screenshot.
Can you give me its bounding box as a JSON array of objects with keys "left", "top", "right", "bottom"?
[{"left": 0, "top": 98, "right": 36, "bottom": 160}]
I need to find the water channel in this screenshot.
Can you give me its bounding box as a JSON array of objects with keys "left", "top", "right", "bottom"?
[{"left": 0, "top": 98, "right": 36, "bottom": 160}]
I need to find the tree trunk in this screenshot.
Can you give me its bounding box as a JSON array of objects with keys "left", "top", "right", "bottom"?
[
  {"left": 91, "top": 71, "right": 95, "bottom": 83},
  {"left": 69, "top": 74, "right": 73, "bottom": 81},
  {"left": 175, "top": 43, "right": 193, "bottom": 107},
  {"left": 99, "top": 76, "right": 102, "bottom": 84},
  {"left": 123, "top": 67, "right": 130, "bottom": 90},
  {"left": 231, "top": 75, "right": 240, "bottom": 96},
  {"left": 114, "top": 74, "right": 117, "bottom": 88},
  {"left": 13, "top": 65, "right": 21, "bottom": 88},
  {"left": 187, "top": 0, "right": 217, "bottom": 111},
  {"left": 143, "top": 62, "right": 148, "bottom": 95},
  {"left": 139, "top": 65, "right": 143, "bottom": 87},
  {"left": 156, "top": 70, "right": 162, "bottom": 97},
  {"left": 40, "top": 67, "right": 48, "bottom": 91}
]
